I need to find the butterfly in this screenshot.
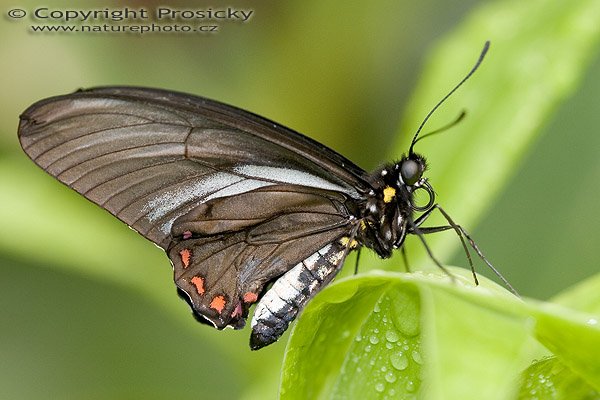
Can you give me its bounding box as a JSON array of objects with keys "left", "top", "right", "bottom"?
[{"left": 17, "top": 41, "right": 514, "bottom": 350}]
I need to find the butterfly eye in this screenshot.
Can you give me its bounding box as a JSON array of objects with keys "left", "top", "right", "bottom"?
[{"left": 400, "top": 159, "right": 421, "bottom": 185}]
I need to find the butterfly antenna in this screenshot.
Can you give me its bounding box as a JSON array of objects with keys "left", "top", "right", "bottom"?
[
  {"left": 412, "top": 109, "right": 467, "bottom": 147},
  {"left": 409, "top": 41, "right": 490, "bottom": 155}
]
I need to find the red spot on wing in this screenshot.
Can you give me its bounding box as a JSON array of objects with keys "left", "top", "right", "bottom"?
[
  {"left": 231, "top": 302, "right": 242, "bottom": 318},
  {"left": 179, "top": 248, "right": 192, "bottom": 268},
  {"left": 190, "top": 276, "right": 205, "bottom": 295},
  {"left": 210, "top": 295, "right": 226, "bottom": 313},
  {"left": 243, "top": 292, "right": 258, "bottom": 304}
]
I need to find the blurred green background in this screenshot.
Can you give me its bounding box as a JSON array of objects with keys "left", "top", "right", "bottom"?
[{"left": 1, "top": 0, "right": 598, "bottom": 398}]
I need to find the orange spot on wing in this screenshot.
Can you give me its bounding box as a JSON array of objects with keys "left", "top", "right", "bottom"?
[
  {"left": 190, "top": 276, "right": 205, "bottom": 295},
  {"left": 243, "top": 292, "right": 258, "bottom": 304},
  {"left": 179, "top": 248, "right": 192, "bottom": 268},
  {"left": 210, "top": 295, "right": 226, "bottom": 313}
]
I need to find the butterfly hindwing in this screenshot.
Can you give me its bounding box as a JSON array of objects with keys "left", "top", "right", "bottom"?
[{"left": 168, "top": 185, "right": 352, "bottom": 329}]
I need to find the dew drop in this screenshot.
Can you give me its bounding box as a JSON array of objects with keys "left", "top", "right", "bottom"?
[
  {"left": 375, "top": 383, "right": 385, "bottom": 393},
  {"left": 386, "top": 343, "right": 393, "bottom": 349},
  {"left": 406, "top": 380, "right": 416, "bottom": 392},
  {"left": 385, "top": 330, "right": 400, "bottom": 343},
  {"left": 373, "top": 302, "right": 381, "bottom": 313},
  {"left": 385, "top": 371, "right": 397, "bottom": 383},
  {"left": 411, "top": 350, "right": 423, "bottom": 365},
  {"left": 341, "top": 330, "right": 350, "bottom": 339},
  {"left": 365, "top": 345, "right": 372, "bottom": 353},
  {"left": 381, "top": 366, "right": 387, "bottom": 372},
  {"left": 390, "top": 351, "right": 408, "bottom": 370},
  {"left": 388, "top": 388, "right": 396, "bottom": 396},
  {"left": 369, "top": 335, "right": 380, "bottom": 345},
  {"left": 355, "top": 335, "right": 362, "bottom": 342}
]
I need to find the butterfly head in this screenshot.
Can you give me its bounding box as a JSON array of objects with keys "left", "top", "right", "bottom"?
[{"left": 360, "top": 154, "right": 435, "bottom": 258}]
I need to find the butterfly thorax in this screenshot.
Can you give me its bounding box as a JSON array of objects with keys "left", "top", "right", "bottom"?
[{"left": 356, "top": 154, "right": 432, "bottom": 259}]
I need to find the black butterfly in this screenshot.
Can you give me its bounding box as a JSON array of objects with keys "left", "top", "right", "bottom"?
[{"left": 17, "top": 41, "right": 514, "bottom": 350}]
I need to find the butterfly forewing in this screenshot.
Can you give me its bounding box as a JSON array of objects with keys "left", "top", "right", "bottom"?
[{"left": 18, "top": 87, "right": 367, "bottom": 249}]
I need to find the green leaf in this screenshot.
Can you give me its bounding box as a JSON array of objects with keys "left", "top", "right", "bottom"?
[
  {"left": 552, "top": 272, "right": 600, "bottom": 315},
  {"left": 518, "top": 357, "right": 599, "bottom": 400},
  {"left": 281, "top": 270, "right": 534, "bottom": 399},
  {"left": 529, "top": 301, "right": 600, "bottom": 391},
  {"left": 280, "top": 276, "right": 424, "bottom": 400},
  {"left": 525, "top": 272, "right": 600, "bottom": 391},
  {"left": 378, "top": 0, "right": 600, "bottom": 268},
  {"left": 282, "top": 270, "right": 600, "bottom": 399}
]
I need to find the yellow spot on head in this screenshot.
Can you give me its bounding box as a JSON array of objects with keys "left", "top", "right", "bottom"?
[{"left": 383, "top": 186, "right": 396, "bottom": 203}]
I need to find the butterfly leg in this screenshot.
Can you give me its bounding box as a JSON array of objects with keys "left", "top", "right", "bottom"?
[
  {"left": 411, "top": 204, "right": 477, "bottom": 285},
  {"left": 401, "top": 246, "right": 411, "bottom": 272},
  {"left": 354, "top": 247, "right": 362, "bottom": 275},
  {"left": 406, "top": 213, "right": 455, "bottom": 282},
  {"left": 410, "top": 204, "right": 519, "bottom": 296}
]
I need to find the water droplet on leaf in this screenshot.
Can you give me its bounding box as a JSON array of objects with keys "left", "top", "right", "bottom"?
[{"left": 390, "top": 351, "right": 408, "bottom": 370}]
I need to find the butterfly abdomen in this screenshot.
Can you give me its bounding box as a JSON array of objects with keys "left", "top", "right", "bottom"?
[{"left": 249, "top": 240, "right": 348, "bottom": 350}]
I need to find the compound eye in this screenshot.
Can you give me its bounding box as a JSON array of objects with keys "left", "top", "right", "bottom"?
[{"left": 400, "top": 159, "right": 421, "bottom": 185}]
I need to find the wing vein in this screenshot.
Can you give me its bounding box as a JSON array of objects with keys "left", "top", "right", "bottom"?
[{"left": 34, "top": 122, "right": 158, "bottom": 165}]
